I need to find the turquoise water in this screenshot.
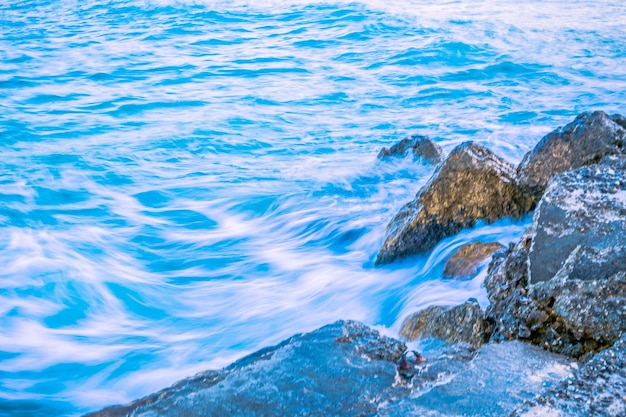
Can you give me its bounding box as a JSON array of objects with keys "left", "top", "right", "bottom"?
[{"left": 1, "top": 0, "right": 625, "bottom": 415}]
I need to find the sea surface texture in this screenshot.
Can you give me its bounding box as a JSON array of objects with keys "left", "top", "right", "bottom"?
[{"left": 1, "top": 1, "right": 625, "bottom": 416}]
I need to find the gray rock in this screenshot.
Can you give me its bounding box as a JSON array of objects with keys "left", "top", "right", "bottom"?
[
  {"left": 485, "top": 157, "right": 626, "bottom": 358},
  {"left": 85, "top": 321, "right": 577, "bottom": 417},
  {"left": 443, "top": 241, "right": 506, "bottom": 279},
  {"left": 530, "top": 272, "right": 626, "bottom": 354},
  {"left": 376, "top": 142, "right": 532, "bottom": 265},
  {"left": 511, "top": 335, "right": 626, "bottom": 417},
  {"left": 517, "top": 111, "right": 626, "bottom": 200},
  {"left": 85, "top": 321, "right": 407, "bottom": 417},
  {"left": 487, "top": 250, "right": 626, "bottom": 358},
  {"left": 377, "top": 135, "right": 442, "bottom": 163},
  {"left": 484, "top": 237, "right": 533, "bottom": 343},
  {"left": 611, "top": 113, "right": 626, "bottom": 130},
  {"left": 529, "top": 156, "right": 626, "bottom": 284},
  {"left": 380, "top": 341, "right": 576, "bottom": 417},
  {"left": 400, "top": 300, "right": 487, "bottom": 346}
]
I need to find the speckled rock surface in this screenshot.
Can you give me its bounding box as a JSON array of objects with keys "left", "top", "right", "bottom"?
[
  {"left": 511, "top": 335, "right": 626, "bottom": 417},
  {"left": 400, "top": 300, "right": 487, "bottom": 346},
  {"left": 485, "top": 157, "right": 626, "bottom": 358},
  {"left": 484, "top": 237, "right": 533, "bottom": 343},
  {"left": 376, "top": 142, "right": 532, "bottom": 265},
  {"left": 443, "top": 241, "right": 505, "bottom": 279},
  {"left": 517, "top": 111, "right": 626, "bottom": 201},
  {"left": 529, "top": 156, "right": 626, "bottom": 284},
  {"left": 377, "top": 134, "right": 442, "bottom": 163}
]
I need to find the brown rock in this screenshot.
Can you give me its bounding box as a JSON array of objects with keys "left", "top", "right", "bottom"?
[
  {"left": 400, "top": 300, "right": 487, "bottom": 346},
  {"left": 443, "top": 241, "right": 506, "bottom": 279},
  {"left": 376, "top": 142, "right": 532, "bottom": 265}
]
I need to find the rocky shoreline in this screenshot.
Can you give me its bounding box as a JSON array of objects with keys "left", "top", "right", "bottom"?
[{"left": 87, "top": 111, "right": 626, "bottom": 417}]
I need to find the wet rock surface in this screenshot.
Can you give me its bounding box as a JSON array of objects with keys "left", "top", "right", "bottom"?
[
  {"left": 86, "top": 321, "right": 576, "bottom": 417},
  {"left": 443, "top": 241, "right": 505, "bottom": 279},
  {"left": 377, "top": 135, "right": 442, "bottom": 164},
  {"left": 512, "top": 335, "right": 626, "bottom": 417},
  {"left": 485, "top": 157, "right": 626, "bottom": 358},
  {"left": 381, "top": 341, "right": 576, "bottom": 417},
  {"left": 376, "top": 142, "right": 532, "bottom": 265},
  {"left": 517, "top": 111, "right": 626, "bottom": 200},
  {"left": 400, "top": 300, "right": 487, "bottom": 347},
  {"left": 86, "top": 321, "right": 407, "bottom": 417}
]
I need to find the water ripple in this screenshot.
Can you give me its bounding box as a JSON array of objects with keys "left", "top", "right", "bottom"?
[{"left": 0, "top": 0, "right": 625, "bottom": 415}]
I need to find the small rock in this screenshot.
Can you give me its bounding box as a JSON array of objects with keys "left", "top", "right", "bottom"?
[
  {"left": 376, "top": 142, "right": 532, "bottom": 265},
  {"left": 517, "top": 111, "right": 626, "bottom": 201},
  {"left": 443, "top": 241, "right": 506, "bottom": 279},
  {"left": 377, "top": 134, "right": 442, "bottom": 163},
  {"left": 400, "top": 300, "right": 487, "bottom": 346}
]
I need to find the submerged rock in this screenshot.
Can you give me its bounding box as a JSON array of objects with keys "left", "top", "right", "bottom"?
[
  {"left": 86, "top": 321, "right": 577, "bottom": 417},
  {"left": 517, "top": 111, "right": 626, "bottom": 200},
  {"left": 377, "top": 134, "right": 442, "bottom": 163},
  {"left": 485, "top": 157, "right": 626, "bottom": 358},
  {"left": 376, "top": 142, "right": 532, "bottom": 265},
  {"left": 512, "top": 335, "right": 626, "bottom": 417},
  {"left": 400, "top": 300, "right": 487, "bottom": 346},
  {"left": 443, "top": 241, "right": 505, "bottom": 279}
]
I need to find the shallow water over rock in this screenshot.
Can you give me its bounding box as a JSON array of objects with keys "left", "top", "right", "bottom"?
[{"left": 88, "top": 321, "right": 577, "bottom": 417}]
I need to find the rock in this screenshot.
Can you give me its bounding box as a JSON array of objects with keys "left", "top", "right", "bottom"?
[
  {"left": 443, "top": 241, "right": 506, "bottom": 278},
  {"left": 611, "top": 113, "right": 626, "bottom": 130},
  {"left": 528, "top": 156, "right": 626, "bottom": 284},
  {"left": 400, "top": 300, "right": 487, "bottom": 346},
  {"left": 512, "top": 335, "right": 626, "bottom": 417},
  {"left": 517, "top": 111, "right": 626, "bottom": 201},
  {"left": 484, "top": 237, "right": 533, "bottom": 343},
  {"left": 86, "top": 321, "right": 577, "bottom": 417},
  {"left": 376, "top": 142, "right": 532, "bottom": 265},
  {"left": 383, "top": 341, "right": 576, "bottom": 417},
  {"left": 485, "top": 157, "right": 626, "bottom": 358},
  {"left": 530, "top": 272, "right": 626, "bottom": 355},
  {"left": 487, "top": 249, "right": 626, "bottom": 359},
  {"left": 86, "top": 321, "right": 407, "bottom": 417},
  {"left": 377, "top": 134, "right": 442, "bottom": 163}
]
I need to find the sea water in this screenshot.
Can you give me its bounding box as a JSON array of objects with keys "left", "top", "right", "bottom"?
[{"left": 0, "top": 0, "right": 624, "bottom": 415}]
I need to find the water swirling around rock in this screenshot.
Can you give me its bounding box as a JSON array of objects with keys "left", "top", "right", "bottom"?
[{"left": 0, "top": 0, "right": 625, "bottom": 415}]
